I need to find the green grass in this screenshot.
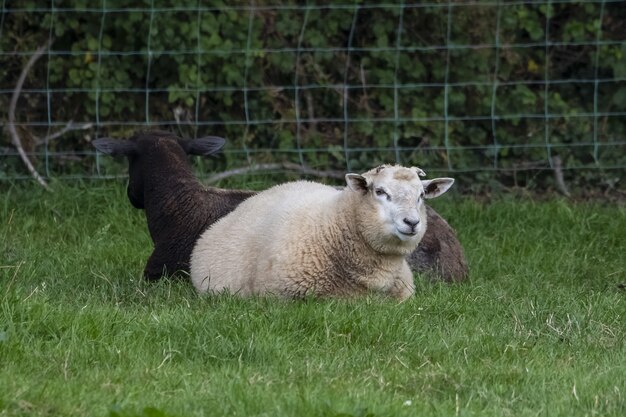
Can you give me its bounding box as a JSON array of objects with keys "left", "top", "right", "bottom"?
[{"left": 1, "top": 180, "right": 625, "bottom": 417}]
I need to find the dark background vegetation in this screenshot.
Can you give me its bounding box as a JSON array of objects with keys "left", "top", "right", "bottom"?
[{"left": 1, "top": 1, "right": 625, "bottom": 195}]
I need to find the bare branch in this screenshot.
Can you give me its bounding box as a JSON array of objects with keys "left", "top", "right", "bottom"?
[
  {"left": 305, "top": 89, "right": 317, "bottom": 130},
  {"left": 551, "top": 155, "right": 571, "bottom": 198},
  {"left": 33, "top": 121, "right": 94, "bottom": 146},
  {"left": 7, "top": 40, "right": 52, "bottom": 189},
  {"left": 205, "top": 162, "right": 345, "bottom": 185}
]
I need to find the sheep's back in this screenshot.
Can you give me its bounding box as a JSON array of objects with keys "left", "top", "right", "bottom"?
[
  {"left": 143, "top": 183, "right": 254, "bottom": 279},
  {"left": 190, "top": 181, "right": 340, "bottom": 295}
]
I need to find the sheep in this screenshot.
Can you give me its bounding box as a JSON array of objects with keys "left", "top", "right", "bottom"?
[
  {"left": 408, "top": 205, "right": 468, "bottom": 282},
  {"left": 94, "top": 132, "right": 467, "bottom": 283},
  {"left": 93, "top": 130, "right": 255, "bottom": 280},
  {"left": 190, "top": 164, "right": 456, "bottom": 300}
]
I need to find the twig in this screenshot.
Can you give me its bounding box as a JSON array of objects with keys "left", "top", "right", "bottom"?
[
  {"left": 7, "top": 40, "right": 52, "bottom": 189},
  {"left": 205, "top": 162, "right": 345, "bottom": 184},
  {"left": 359, "top": 62, "right": 373, "bottom": 114},
  {"left": 33, "top": 121, "right": 93, "bottom": 146},
  {"left": 305, "top": 88, "right": 317, "bottom": 131},
  {"left": 551, "top": 155, "right": 571, "bottom": 197}
]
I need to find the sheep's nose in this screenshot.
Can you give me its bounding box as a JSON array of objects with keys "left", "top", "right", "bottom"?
[{"left": 403, "top": 217, "right": 419, "bottom": 229}]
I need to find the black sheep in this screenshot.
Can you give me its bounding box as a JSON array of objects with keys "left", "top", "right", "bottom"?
[
  {"left": 94, "top": 130, "right": 254, "bottom": 280},
  {"left": 94, "top": 130, "right": 468, "bottom": 282}
]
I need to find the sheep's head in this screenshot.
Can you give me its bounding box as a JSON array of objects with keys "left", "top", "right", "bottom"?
[
  {"left": 346, "top": 164, "right": 454, "bottom": 255},
  {"left": 93, "top": 131, "right": 225, "bottom": 209}
]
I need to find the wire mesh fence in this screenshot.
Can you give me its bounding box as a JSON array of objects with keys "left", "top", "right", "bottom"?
[{"left": 1, "top": 1, "right": 625, "bottom": 189}]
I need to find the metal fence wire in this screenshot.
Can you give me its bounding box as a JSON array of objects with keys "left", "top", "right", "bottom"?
[{"left": 0, "top": 1, "right": 625, "bottom": 187}]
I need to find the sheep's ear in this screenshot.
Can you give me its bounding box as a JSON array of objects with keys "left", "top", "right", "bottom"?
[
  {"left": 182, "top": 136, "right": 226, "bottom": 156},
  {"left": 346, "top": 173, "right": 369, "bottom": 194},
  {"left": 93, "top": 138, "right": 137, "bottom": 156},
  {"left": 422, "top": 178, "right": 455, "bottom": 199}
]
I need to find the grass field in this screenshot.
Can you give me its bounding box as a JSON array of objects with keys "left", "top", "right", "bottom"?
[{"left": 1, "top": 180, "right": 625, "bottom": 417}]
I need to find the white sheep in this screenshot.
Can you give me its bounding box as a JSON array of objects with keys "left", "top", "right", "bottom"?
[{"left": 190, "top": 164, "right": 455, "bottom": 300}]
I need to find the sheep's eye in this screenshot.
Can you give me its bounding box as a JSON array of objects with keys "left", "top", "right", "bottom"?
[{"left": 375, "top": 188, "right": 390, "bottom": 200}]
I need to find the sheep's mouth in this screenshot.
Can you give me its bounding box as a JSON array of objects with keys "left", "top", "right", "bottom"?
[{"left": 397, "top": 229, "right": 418, "bottom": 237}]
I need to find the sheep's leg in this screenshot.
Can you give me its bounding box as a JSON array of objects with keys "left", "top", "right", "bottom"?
[
  {"left": 143, "top": 255, "right": 169, "bottom": 281},
  {"left": 144, "top": 246, "right": 189, "bottom": 281},
  {"left": 387, "top": 264, "right": 416, "bottom": 301}
]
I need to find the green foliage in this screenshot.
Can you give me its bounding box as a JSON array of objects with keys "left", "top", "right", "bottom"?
[{"left": 0, "top": 2, "right": 625, "bottom": 190}]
